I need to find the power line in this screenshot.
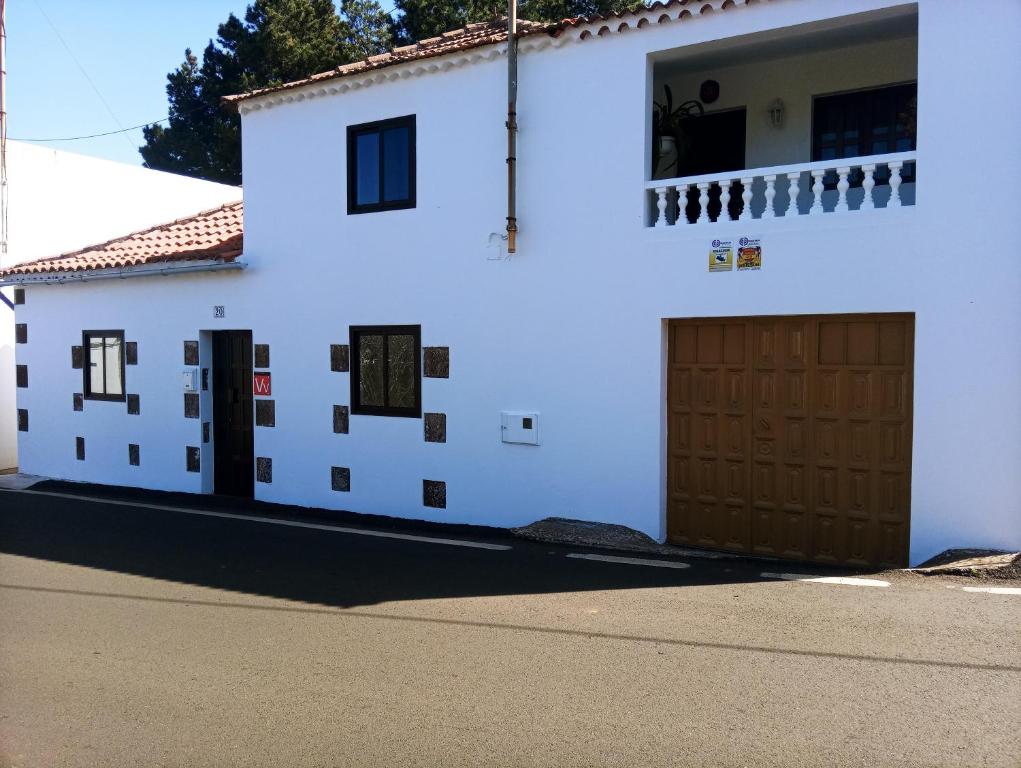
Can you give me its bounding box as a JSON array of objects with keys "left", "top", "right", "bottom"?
[
  {"left": 30, "top": 0, "right": 138, "bottom": 156},
  {"left": 11, "top": 115, "right": 171, "bottom": 143}
]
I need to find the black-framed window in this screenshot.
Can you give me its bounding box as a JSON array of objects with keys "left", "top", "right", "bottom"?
[
  {"left": 813, "top": 82, "right": 917, "bottom": 187},
  {"left": 347, "top": 115, "right": 416, "bottom": 214},
  {"left": 83, "top": 330, "right": 126, "bottom": 401},
  {"left": 350, "top": 325, "right": 421, "bottom": 417}
]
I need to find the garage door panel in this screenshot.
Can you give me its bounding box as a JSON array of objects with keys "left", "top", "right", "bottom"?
[{"left": 667, "top": 314, "right": 912, "bottom": 568}]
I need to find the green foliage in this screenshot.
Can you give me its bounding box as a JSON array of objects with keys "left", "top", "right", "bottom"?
[{"left": 141, "top": 0, "right": 393, "bottom": 184}]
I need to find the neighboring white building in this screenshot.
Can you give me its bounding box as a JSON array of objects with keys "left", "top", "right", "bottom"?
[
  {"left": 3, "top": 0, "right": 1019, "bottom": 568},
  {"left": 0, "top": 141, "right": 240, "bottom": 470}
]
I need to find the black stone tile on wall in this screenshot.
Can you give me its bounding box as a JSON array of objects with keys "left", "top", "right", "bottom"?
[
  {"left": 333, "top": 405, "right": 349, "bottom": 434},
  {"left": 14, "top": 324, "right": 27, "bottom": 344},
  {"left": 184, "top": 340, "right": 199, "bottom": 366},
  {"left": 76, "top": 437, "right": 85, "bottom": 461},
  {"left": 184, "top": 392, "right": 200, "bottom": 419},
  {"left": 17, "top": 409, "right": 28, "bottom": 432},
  {"left": 255, "top": 399, "right": 275, "bottom": 427},
  {"left": 330, "top": 344, "right": 349, "bottom": 372},
  {"left": 71, "top": 345, "right": 83, "bottom": 369},
  {"left": 73, "top": 393, "right": 83, "bottom": 412},
  {"left": 13, "top": 288, "right": 25, "bottom": 305},
  {"left": 203, "top": 422, "right": 211, "bottom": 444},
  {"left": 256, "top": 457, "right": 272, "bottom": 484},
  {"left": 15, "top": 365, "right": 27, "bottom": 388},
  {"left": 254, "top": 344, "right": 270, "bottom": 369},
  {"left": 424, "top": 412, "right": 446, "bottom": 443},
  {"left": 127, "top": 394, "right": 140, "bottom": 415},
  {"left": 129, "top": 444, "right": 140, "bottom": 466},
  {"left": 126, "top": 342, "right": 138, "bottom": 365},
  {"left": 331, "top": 466, "right": 350, "bottom": 492},
  {"left": 186, "top": 446, "right": 200, "bottom": 472},
  {"left": 423, "top": 347, "right": 449, "bottom": 378},
  {"left": 423, "top": 479, "right": 446, "bottom": 509}
]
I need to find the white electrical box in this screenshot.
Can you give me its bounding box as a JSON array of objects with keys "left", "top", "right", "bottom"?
[
  {"left": 501, "top": 411, "right": 539, "bottom": 445},
  {"left": 182, "top": 369, "right": 198, "bottom": 392}
]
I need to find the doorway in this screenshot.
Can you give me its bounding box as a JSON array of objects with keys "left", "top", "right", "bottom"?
[
  {"left": 679, "top": 108, "right": 747, "bottom": 222},
  {"left": 212, "top": 330, "right": 254, "bottom": 497}
]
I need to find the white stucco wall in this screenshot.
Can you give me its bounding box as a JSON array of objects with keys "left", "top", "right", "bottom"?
[
  {"left": 0, "top": 143, "right": 240, "bottom": 470},
  {"left": 12, "top": 0, "right": 1021, "bottom": 564}
]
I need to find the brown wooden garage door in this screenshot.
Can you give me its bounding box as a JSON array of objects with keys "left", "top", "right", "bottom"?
[{"left": 667, "top": 314, "right": 913, "bottom": 568}]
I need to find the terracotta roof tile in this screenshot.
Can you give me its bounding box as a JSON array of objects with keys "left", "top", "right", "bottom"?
[
  {"left": 0, "top": 201, "right": 243, "bottom": 278},
  {"left": 223, "top": 2, "right": 738, "bottom": 105}
]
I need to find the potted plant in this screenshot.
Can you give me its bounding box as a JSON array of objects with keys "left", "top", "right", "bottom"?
[{"left": 652, "top": 85, "right": 704, "bottom": 178}]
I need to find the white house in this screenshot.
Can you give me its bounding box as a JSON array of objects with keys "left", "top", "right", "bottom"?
[
  {"left": 0, "top": 141, "right": 240, "bottom": 470},
  {"left": 3, "top": 0, "right": 1019, "bottom": 568}
]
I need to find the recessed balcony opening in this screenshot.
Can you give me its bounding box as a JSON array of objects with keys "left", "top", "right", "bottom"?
[{"left": 647, "top": 7, "right": 918, "bottom": 227}]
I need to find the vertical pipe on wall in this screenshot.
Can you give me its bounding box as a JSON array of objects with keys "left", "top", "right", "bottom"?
[{"left": 506, "top": 0, "right": 518, "bottom": 253}]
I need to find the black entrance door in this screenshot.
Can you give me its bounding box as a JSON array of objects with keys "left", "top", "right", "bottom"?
[
  {"left": 679, "top": 108, "right": 747, "bottom": 222},
  {"left": 212, "top": 330, "right": 254, "bottom": 497}
]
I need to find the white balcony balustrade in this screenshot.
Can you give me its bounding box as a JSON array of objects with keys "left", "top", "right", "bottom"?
[{"left": 647, "top": 151, "right": 916, "bottom": 227}]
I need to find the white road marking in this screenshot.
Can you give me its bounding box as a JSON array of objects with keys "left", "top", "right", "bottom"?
[
  {"left": 961, "top": 586, "right": 1021, "bottom": 595},
  {"left": 567, "top": 553, "right": 690, "bottom": 569},
  {"left": 761, "top": 572, "right": 890, "bottom": 587},
  {"left": 3, "top": 489, "right": 512, "bottom": 551}
]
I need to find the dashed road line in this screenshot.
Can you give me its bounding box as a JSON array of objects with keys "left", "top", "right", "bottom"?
[
  {"left": 4, "top": 488, "right": 513, "bottom": 551},
  {"left": 961, "top": 586, "right": 1021, "bottom": 596},
  {"left": 567, "top": 553, "right": 691, "bottom": 569},
  {"left": 761, "top": 572, "right": 890, "bottom": 587}
]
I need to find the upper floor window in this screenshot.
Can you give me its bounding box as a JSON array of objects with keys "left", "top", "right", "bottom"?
[
  {"left": 350, "top": 325, "right": 421, "bottom": 417},
  {"left": 347, "top": 115, "right": 416, "bottom": 214},
  {"left": 83, "top": 330, "right": 125, "bottom": 401}
]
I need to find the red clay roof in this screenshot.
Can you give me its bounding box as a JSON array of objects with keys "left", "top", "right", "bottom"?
[
  {"left": 224, "top": 2, "right": 751, "bottom": 105},
  {"left": 224, "top": 19, "right": 553, "bottom": 105},
  {"left": 0, "top": 201, "right": 244, "bottom": 278}
]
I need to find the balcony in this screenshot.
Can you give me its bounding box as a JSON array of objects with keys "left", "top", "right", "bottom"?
[
  {"left": 645, "top": 7, "right": 918, "bottom": 228},
  {"left": 647, "top": 151, "right": 916, "bottom": 227}
]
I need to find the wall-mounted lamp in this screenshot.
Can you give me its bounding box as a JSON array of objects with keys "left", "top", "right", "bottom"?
[{"left": 768, "top": 98, "right": 785, "bottom": 129}]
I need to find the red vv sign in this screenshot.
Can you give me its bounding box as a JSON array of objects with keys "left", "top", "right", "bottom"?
[{"left": 253, "top": 372, "right": 272, "bottom": 397}]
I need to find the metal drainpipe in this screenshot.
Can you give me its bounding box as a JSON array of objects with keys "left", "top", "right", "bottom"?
[{"left": 506, "top": 0, "right": 518, "bottom": 253}]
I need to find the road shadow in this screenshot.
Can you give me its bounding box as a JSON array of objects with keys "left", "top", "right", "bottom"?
[{"left": 0, "top": 480, "right": 865, "bottom": 611}]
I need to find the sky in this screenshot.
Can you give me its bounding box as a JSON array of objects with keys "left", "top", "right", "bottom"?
[{"left": 9, "top": 0, "right": 271, "bottom": 166}]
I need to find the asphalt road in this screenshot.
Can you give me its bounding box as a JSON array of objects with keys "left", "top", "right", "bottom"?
[{"left": 0, "top": 487, "right": 1018, "bottom": 768}]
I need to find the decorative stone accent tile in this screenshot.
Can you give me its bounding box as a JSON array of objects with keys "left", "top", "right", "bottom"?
[
  {"left": 71, "top": 345, "right": 83, "bottom": 369},
  {"left": 15, "top": 365, "right": 27, "bottom": 388},
  {"left": 73, "top": 393, "right": 83, "bottom": 412},
  {"left": 184, "top": 392, "right": 200, "bottom": 419},
  {"left": 184, "top": 340, "right": 199, "bottom": 366},
  {"left": 423, "top": 347, "right": 449, "bottom": 378},
  {"left": 17, "top": 409, "right": 28, "bottom": 432},
  {"left": 424, "top": 412, "right": 446, "bottom": 443},
  {"left": 256, "top": 399, "right": 275, "bottom": 427},
  {"left": 333, "top": 405, "right": 349, "bottom": 434},
  {"left": 129, "top": 444, "right": 140, "bottom": 466},
  {"left": 127, "top": 394, "right": 140, "bottom": 415},
  {"left": 254, "top": 344, "right": 270, "bottom": 369},
  {"left": 331, "top": 466, "right": 351, "bottom": 492},
  {"left": 330, "top": 344, "right": 349, "bottom": 372},
  {"left": 13, "top": 288, "right": 25, "bottom": 305},
  {"left": 126, "top": 342, "right": 138, "bottom": 365},
  {"left": 203, "top": 422, "right": 211, "bottom": 444},
  {"left": 256, "top": 457, "right": 272, "bottom": 484},
  {"left": 15, "top": 324, "right": 27, "bottom": 344},
  {"left": 202, "top": 368, "right": 209, "bottom": 391},
  {"left": 76, "top": 437, "right": 85, "bottom": 461},
  {"left": 186, "top": 446, "right": 200, "bottom": 473},
  {"left": 423, "top": 479, "right": 446, "bottom": 509}
]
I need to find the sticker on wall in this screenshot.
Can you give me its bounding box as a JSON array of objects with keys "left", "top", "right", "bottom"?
[
  {"left": 254, "top": 372, "right": 272, "bottom": 397},
  {"left": 708, "top": 239, "right": 733, "bottom": 272},
  {"left": 737, "top": 237, "right": 762, "bottom": 271}
]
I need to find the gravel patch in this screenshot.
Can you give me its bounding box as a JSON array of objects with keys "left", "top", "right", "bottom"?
[
  {"left": 912, "top": 549, "right": 1021, "bottom": 580},
  {"left": 511, "top": 517, "right": 728, "bottom": 559}
]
